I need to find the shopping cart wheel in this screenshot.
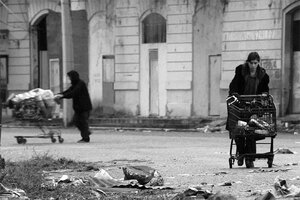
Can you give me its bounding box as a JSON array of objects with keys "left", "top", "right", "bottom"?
[
  {"left": 267, "top": 158, "right": 273, "bottom": 168},
  {"left": 229, "top": 158, "right": 233, "bottom": 168},
  {"left": 51, "top": 137, "right": 57, "bottom": 143},
  {"left": 58, "top": 137, "right": 64, "bottom": 143}
]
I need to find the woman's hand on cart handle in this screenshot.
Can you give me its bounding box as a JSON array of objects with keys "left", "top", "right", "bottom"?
[
  {"left": 54, "top": 94, "right": 63, "bottom": 100},
  {"left": 226, "top": 95, "right": 238, "bottom": 105}
]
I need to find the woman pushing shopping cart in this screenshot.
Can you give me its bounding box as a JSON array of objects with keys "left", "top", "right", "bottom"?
[{"left": 226, "top": 52, "right": 277, "bottom": 168}]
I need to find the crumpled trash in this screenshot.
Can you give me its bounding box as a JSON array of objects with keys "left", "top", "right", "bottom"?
[
  {"left": 122, "top": 165, "right": 164, "bottom": 186},
  {"left": 0, "top": 183, "right": 28, "bottom": 199},
  {"left": 171, "top": 186, "right": 213, "bottom": 200},
  {"left": 207, "top": 192, "right": 237, "bottom": 200},
  {"left": 58, "top": 175, "right": 72, "bottom": 183},
  {"left": 254, "top": 191, "right": 275, "bottom": 200},
  {"left": 89, "top": 168, "right": 172, "bottom": 191},
  {"left": 274, "top": 176, "right": 300, "bottom": 197},
  {"left": 41, "top": 175, "right": 85, "bottom": 190}
]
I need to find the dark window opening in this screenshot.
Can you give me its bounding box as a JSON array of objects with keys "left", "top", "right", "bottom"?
[
  {"left": 293, "top": 20, "right": 300, "bottom": 51},
  {"left": 142, "top": 13, "right": 166, "bottom": 43},
  {"left": 37, "top": 17, "right": 48, "bottom": 51}
]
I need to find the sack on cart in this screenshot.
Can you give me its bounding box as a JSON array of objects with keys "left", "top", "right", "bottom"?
[{"left": 8, "top": 88, "right": 58, "bottom": 119}]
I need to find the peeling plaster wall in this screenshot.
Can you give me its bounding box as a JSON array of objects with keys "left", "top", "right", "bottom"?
[
  {"left": 86, "top": 0, "right": 194, "bottom": 116},
  {"left": 4, "top": 0, "right": 30, "bottom": 93},
  {"left": 87, "top": 1, "right": 115, "bottom": 109},
  {"left": 192, "top": 0, "right": 224, "bottom": 116}
]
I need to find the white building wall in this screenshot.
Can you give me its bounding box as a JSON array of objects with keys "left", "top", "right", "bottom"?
[
  {"left": 5, "top": 0, "right": 30, "bottom": 92},
  {"left": 166, "top": 0, "right": 193, "bottom": 116}
]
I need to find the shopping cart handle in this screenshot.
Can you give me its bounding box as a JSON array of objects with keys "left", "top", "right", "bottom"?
[{"left": 226, "top": 95, "right": 238, "bottom": 105}]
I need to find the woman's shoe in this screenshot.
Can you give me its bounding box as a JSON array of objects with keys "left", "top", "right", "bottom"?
[
  {"left": 238, "top": 157, "right": 244, "bottom": 166},
  {"left": 245, "top": 159, "right": 254, "bottom": 168}
]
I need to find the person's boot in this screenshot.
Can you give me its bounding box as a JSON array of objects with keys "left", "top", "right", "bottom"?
[
  {"left": 237, "top": 156, "right": 244, "bottom": 166},
  {"left": 245, "top": 159, "right": 254, "bottom": 168}
]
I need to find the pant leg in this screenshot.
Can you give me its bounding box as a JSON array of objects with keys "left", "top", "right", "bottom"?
[
  {"left": 76, "top": 111, "right": 90, "bottom": 141},
  {"left": 73, "top": 112, "right": 85, "bottom": 139},
  {"left": 245, "top": 137, "right": 256, "bottom": 161},
  {"left": 235, "top": 137, "right": 246, "bottom": 155}
]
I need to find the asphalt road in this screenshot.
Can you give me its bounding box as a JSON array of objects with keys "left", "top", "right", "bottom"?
[{"left": 0, "top": 127, "right": 299, "bottom": 199}]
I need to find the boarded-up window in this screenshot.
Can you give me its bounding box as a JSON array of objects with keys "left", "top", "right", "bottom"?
[{"left": 142, "top": 13, "right": 166, "bottom": 43}]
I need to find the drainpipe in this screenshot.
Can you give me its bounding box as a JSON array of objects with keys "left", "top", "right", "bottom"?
[{"left": 61, "top": 0, "right": 74, "bottom": 126}]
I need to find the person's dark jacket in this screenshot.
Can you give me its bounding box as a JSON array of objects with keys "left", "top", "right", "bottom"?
[
  {"left": 61, "top": 70, "right": 92, "bottom": 113},
  {"left": 229, "top": 64, "right": 269, "bottom": 95}
]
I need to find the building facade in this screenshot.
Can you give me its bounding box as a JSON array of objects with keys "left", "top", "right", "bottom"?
[{"left": 0, "top": 0, "right": 299, "bottom": 119}]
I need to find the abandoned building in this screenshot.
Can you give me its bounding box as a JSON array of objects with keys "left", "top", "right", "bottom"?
[{"left": 0, "top": 0, "right": 299, "bottom": 122}]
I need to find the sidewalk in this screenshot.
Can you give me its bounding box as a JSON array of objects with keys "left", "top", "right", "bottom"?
[{"left": 1, "top": 109, "right": 299, "bottom": 133}]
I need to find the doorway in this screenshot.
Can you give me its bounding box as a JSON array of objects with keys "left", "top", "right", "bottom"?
[
  {"left": 102, "top": 55, "right": 115, "bottom": 114},
  {"left": 149, "top": 50, "right": 159, "bottom": 115},
  {"left": 0, "top": 55, "right": 8, "bottom": 103},
  {"left": 32, "top": 16, "right": 48, "bottom": 89},
  {"left": 291, "top": 11, "right": 300, "bottom": 113}
]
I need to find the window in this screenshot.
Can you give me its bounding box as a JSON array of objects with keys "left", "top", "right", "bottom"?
[{"left": 142, "top": 13, "right": 166, "bottom": 43}]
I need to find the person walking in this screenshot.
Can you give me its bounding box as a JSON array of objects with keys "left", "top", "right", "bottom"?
[
  {"left": 55, "top": 70, "right": 92, "bottom": 143},
  {"left": 227, "top": 52, "right": 270, "bottom": 168}
]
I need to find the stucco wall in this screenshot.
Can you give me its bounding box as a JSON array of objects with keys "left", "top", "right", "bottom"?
[
  {"left": 86, "top": 0, "right": 194, "bottom": 116},
  {"left": 192, "top": 0, "right": 224, "bottom": 116},
  {"left": 5, "top": 0, "right": 30, "bottom": 93}
]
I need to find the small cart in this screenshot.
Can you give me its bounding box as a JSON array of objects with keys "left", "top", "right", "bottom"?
[
  {"left": 11, "top": 97, "right": 64, "bottom": 144},
  {"left": 226, "top": 94, "right": 277, "bottom": 168}
]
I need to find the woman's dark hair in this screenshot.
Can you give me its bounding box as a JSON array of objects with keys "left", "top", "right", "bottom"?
[{"left": 246, "top": 52, "right": 260, "bottom": 62}]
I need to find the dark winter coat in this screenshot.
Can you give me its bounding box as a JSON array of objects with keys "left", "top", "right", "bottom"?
[
  {"left": 229, "top": 64, "right": 269, "bottom": 95},
  {"left": 61, "top": 70, "right": 92, "bottom": 113}
]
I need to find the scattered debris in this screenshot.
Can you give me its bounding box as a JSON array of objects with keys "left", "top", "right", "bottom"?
[
  {"left": 207, "top": 192, "right": 237, "bottom": 200},
  {"left": 254, "top": 191, "right": 275, "bottom": 200},
  {"left": 274, "top": 176, "right": 300, "bottom": 197},
  {"left": 0, "top": 183, "right": 28, "bottom": 199},
  {"left": 214, "top": 171, "right": 228, "bottom": 175},
  {"left": 249, "top": 168, "right": 292, "bottom": 173},
  {"left": 218, "top": 181, "right": 232, "bottom": 186},
  {"left": 171, "top": 186, "right": 213, "bottom": 200},
  {"left": 89, "top": 168, "right": 172, "bottom": 191},
  {"left": 284, "top": 162, "right": 298, "bottom": 166},
  {"left": 58, "top": 175, "right": 72, "bottom": 183},
  {"left": 123, "top": 166, "right": 164, "bottom": 186},
  {"left": 274, "top": 148, "right": 294, "bottom": 154}
]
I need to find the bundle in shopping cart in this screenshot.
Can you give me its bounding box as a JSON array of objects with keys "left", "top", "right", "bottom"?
[
  {"left": 226, "top": 94, "right": 277, "bottom": 138},
  {"left": 8, "top": 88, "right": 59, "bottom": 120}
]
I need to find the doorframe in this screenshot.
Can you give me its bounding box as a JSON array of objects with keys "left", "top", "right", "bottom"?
[
  {"left": 282, "top": 1, "right": 300, "bottom": 116},
  {"left": 140, "top": 44, "right": 167, "bottom": 116},
  {"left": 208, "top": 54, "right": 221, "bottom": 116},
  {"left": 139, "top": 10, "right": 167, "bottom": 116},
  {"left": 0, "top": 55, "right": 8, "bottom": 102}
]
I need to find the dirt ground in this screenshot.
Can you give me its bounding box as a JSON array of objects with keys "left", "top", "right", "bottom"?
[{"left": 0, "top": 127, "right": 300, "bottom": 199}]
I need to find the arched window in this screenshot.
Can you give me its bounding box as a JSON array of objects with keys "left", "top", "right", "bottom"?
[{"left": 142, "top": 13, "right": 166, "bottom": 43}]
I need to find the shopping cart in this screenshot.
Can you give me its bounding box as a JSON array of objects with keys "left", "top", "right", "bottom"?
[
  {"left": 10, "top": 96, "right": 64, "bottom": 144},
  {"left": 226, "top": 94, "right": 277, "bottom": 168}
]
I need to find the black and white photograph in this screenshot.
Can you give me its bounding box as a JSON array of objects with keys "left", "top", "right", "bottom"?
[{"left": 0, "top": 0, "right": 300, "bottom": 199}]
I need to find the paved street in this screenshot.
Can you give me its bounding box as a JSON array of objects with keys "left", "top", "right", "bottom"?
[{"left": 0, "top": 127, "right": 300, "bottom": 199}]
